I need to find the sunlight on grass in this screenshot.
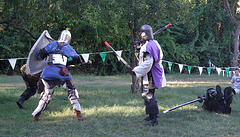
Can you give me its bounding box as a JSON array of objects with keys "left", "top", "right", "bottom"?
[
  {"left": 46, "top": 104, "right": 145, "bottom": 120},
  {"left": 167, "top": 81, "right": 230, "bottom": 88},
  {"left": 48, "top": 111, "right": 73, "bottom": 118},
  {"left": 125, "top": 99, "right": 142, "bottom": 105},
  {"left": 86, "top": 105, "right": 144, "bottom": 117},
  {"left": 159, "top": 104, "right": 199, "bottom": 112}
]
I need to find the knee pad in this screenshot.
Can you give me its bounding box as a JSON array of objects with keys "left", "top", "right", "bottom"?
[
  {"left": 141, "top": 85, "right": 153, "bottom": 101},
  {"left": 68, "top": 89, "right": 79, "bottom": 99}
]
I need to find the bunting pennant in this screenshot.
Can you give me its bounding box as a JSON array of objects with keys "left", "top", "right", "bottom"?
[
  {"left": 207, "top": 67, "right": 211, "bottom": 76},
  {"left": 216, "top": 67, "right": 222, "bottom": 75},
  {"left": 211, "top": 64, "right": 216, "bottom": 69},
  {"left": 0, "top": 51, "right": 238, "bottom": 77},
  {"left": 208, "top": 60, "right": 211, "bottom": 67},
  {"left": 168, "top": 62, "right": 173, "bottom": 71},
  {"left": 81, "top": 54, "right": 90, "bottom": 63},
  {"left": 178, "top": 64, "right": 183, "bottom": 73},
  {"left": 225, "top": 68, "right": 230, "bottom": 77},
  {"left": 115, "top": 50, "right": 123, "bottom": 61},
  {"left": 8, "top": 59, "right": 17, "bottom": 70},
  {"left": 198, "top": 67, "right": 203, "bottom": 75},
  {"left": 99, "top": 53, "right": 107, "bottom": 63},
  {"left": 188, "top": 66, "right": 192, "bottom": 74}
]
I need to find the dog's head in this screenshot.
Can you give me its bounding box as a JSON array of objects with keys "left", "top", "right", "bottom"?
[{"left": 224, "top": 86, "right": 235, "bottom": 105}]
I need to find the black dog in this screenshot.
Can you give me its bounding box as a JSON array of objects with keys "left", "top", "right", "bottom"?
[{"left": 202, "top": 85, "right": 236, "bottom": 114}]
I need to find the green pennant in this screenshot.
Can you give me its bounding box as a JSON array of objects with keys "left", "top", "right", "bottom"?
[
  {"left": 99, "top": 53, "right": 107, "bottom": 62},
  {"left": 168, "top": 62, "right": 173, "bottom": 71},
  {"left": 225, "top": 68, "right": 230, "bottom": 77},
  {"left": 188, "top": 66, "right": 192, "bottom": 74},
  {"left": 68, "top": 57, "right": 73, "bottom": 61},
  {"left": 207, "top": 67, "right": 211, "bottom": 76}
]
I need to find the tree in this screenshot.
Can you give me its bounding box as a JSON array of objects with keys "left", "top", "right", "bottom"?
[{"left": 224, "top": 0, "right": 240, "bottom": 67}]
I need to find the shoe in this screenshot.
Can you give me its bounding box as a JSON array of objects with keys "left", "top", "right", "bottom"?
[
  {"left": 144, "top": 119, "right": 158, "bottom": 126},
  {"left": 74, "top": 109, "right": 87, "bottom": 121},
  {"left": 16, "top": 96, "right": 25, "bottom": 109},
  {"left": 33, "top": 112, "right": 41, "bottom": 122},
  {"left": 144, "top": 114, "right": 159, "bottom": 121}
]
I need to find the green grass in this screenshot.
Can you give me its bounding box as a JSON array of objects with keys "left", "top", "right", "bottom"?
[{"left": 0, "top": 73, "right": 239, "bottom": 137}]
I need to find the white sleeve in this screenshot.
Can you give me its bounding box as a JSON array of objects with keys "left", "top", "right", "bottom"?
[{"left": 132, "top": 54, "right": 153, "bottom": 78}]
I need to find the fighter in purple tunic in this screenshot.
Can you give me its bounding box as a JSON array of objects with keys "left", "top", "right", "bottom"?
[
  {"left": 31, "top": 30, "right": 87, "bottom": 122},
  {"left": 132, "top": 25, "right": 166, "bottom": 126}
]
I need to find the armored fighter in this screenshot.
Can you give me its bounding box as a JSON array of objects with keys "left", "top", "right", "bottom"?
[
  {"left": 17, "top": 30, "right": 53, "bottom": 109},
  {"left": 16, "top": 64, "right": 44, "bottom": 109},
  {"left": 132, "top": 25, "right": 166, "bottom": 126},
  {"left": 31, "top": 30, "right": 87, "bottom": 121}
]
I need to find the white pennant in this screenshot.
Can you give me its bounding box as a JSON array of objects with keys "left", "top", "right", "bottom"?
[
  {"left": 81, "top": 54, "right": 89, "bottom": 63},
  {"left": 222, "top": 70, "right": 225, "bottom": 77},
  {"left": 8, "top": 58, "right": 17, "bottom": 70},
  {"left": 216, "top": 68, "right": 222, "bottom": 75},
  {"left": 178, "top": 64, "right": 183, "bottom": 73},
  {"left": 116, "top": 50, "right": 123, "bottom": 61},
  {"left": 198, "top": 67, "right": 203, "bottom": 75}
]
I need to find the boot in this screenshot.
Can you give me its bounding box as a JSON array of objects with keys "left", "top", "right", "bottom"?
[
  {"left": 16, "top": 96, "right": 25, "bottom": 109},
  {"left": 74, "top": 109, "right": 87, "bottom": 121},
  {"left": 33, "top": 112, "right": 41, "bottom": 122},
  {"left": 144, "top": 114, "right": 158, "bottom": 126},
  {"left": 144, "top": 114, "right": 159, "bottom": 121},
  {"left": 144, "top": 118, "right": 158, "bottom": 126},
  {"left": 144, "top": 115, "right": 152, "bottom": 121}
]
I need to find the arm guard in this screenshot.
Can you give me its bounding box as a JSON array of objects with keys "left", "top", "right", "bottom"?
[
  {"left": 72, "top": 56, "right": 83, "bottom": 65},
  {"left": 38, "top": 48, "right": 48, "bottom": 60}
]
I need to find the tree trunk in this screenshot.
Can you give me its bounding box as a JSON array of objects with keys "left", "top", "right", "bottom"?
[
  {"left": 131, "top": 47, "right": 137, "bottom": 94},
  {"left": 231, "top": 20, "right": 240, "bottom": 68},
  {"left": 131, "top": 13, "right": 139, "bottom": 94},
  {"left": 131, "top": 27, "right": 138, "bottom": 94}
]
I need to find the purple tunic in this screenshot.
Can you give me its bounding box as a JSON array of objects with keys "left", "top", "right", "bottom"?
[{"left": 146, "top": 40, "right": 163, "bottom": 88}]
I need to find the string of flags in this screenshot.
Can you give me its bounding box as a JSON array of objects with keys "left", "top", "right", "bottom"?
[
  {"left": 0, "top": 50, "right": 237, "bottom": 77},
  {"left": 165, "top": 60, "right": 237, "bottom": 77},
  {"left": 0, "top": 50, "right": 123, "bottom": 70}
]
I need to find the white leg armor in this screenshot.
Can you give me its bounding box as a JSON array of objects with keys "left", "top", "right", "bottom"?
[
  {"left": 68, "top": 89, "right": 81, "bottom": 112},
  {"left": 62, "top": 83, "right": 81, "bottom": 112},
  {"left": 140, "top": 75, "right": 153, "bottom": 101},
  {"left": 32, "top": 79, "right": 54, "bottom": 117}
]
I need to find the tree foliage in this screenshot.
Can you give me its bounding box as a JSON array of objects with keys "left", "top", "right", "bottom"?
[{"left": 0, "top": 0, "right": 237, "bottom": 75}]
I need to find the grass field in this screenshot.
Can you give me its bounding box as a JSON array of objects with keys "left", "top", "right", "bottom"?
[{"left": 0, "top": 73, "right": 239, "bottom": 137}]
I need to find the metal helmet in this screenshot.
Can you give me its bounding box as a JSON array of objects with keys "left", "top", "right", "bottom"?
[
  {"left": 58, "top": 30, "right": 71, "bottom": 44},
  {"left": 139, "top": 25, "right": 154, "bottom": 42}
]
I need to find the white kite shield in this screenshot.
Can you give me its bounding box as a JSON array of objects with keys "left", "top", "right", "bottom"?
[{"left": 26, "top": 30, "right": 53, "bottom": 75}]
